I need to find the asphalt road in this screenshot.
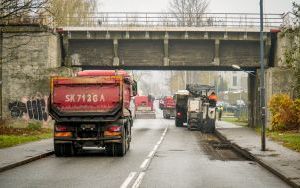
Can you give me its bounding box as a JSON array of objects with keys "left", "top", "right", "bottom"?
[{"left": 0, "top": 117, "right": 290, "bottom": 188}]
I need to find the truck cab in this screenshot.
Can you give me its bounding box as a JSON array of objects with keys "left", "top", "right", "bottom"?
[
  {"left": 134, "top": 95, "right": 156, "bottom": 119},
  {"left": 161, "top": 96, "right": 176, "bottom": 119},
  {"left": 174, "top": 90, "right": 189, "bottom": 127}
]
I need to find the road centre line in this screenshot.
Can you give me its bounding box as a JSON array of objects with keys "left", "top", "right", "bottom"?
[
  {"left": 120, "top": 172, "right": 137, "bottom": 188},
  {"left": 140, "top": 158, "right": 150, "bottom": 169},
  {"left": 121, "top": 127, "right": 168, "bottom": 188},
  {"left": 131, "top": 172, "right": 145, "bottom": 188},
  {"left": 133, "top": 127, "right": 169, "bottom": 187},
  {"left": 147, "top": 150, "right": 155, "bottom": 158}
]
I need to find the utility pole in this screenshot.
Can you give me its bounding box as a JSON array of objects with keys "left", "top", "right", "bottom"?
[
  {"left": 260, "top": 0, "right": 266, "bottom": 151},
  {"left": 0, "top": 28, "right": 2, "bottom": 120},
  {"left": 184, "top": 71, "right": 187, "bottom": 89}
]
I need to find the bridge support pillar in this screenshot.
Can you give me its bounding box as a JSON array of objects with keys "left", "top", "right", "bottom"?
[
  {"left": 163, "top": 39, "right": 169, "bottom": 66},
  {"left": 113, "top": 39, "right": 120, "bottom": 66},
  {"left": 213, "top": 39, "right": 220, "bottom": 65},
  {"left": 62, "top": 36, "right": 69, "bottom": 66}
]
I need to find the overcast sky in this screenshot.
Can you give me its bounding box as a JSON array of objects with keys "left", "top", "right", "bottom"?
[{"left": 101, "top": 0, "right": 297, "bottom": 13}]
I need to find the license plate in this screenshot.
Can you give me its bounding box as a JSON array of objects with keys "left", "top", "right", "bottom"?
[{"left": 81, "top": 124, "right": 96, "bottom": 129}]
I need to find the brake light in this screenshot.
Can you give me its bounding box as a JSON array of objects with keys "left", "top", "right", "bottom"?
[
  {"left": 177, "top": 112, "right": 182, "bottom": 117},
  {"left": 107, "top": 126, "right": 121, "bottom": 132},
  {"left": 55, "top": 125, "right": 68, "bottom": 131}
]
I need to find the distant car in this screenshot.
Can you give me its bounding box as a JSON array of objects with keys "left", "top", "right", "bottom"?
[{"left": 236, "top": 100, "right": 246, "bottom": 106}]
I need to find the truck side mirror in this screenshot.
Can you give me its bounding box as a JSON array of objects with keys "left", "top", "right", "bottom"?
[{"left": 132, "top": 80, "right": 138, "bottom": 96}]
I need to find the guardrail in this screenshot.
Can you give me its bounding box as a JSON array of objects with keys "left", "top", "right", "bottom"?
[
  {"left": 0, "top": 12, "right": 294, "bottom": 29},
  {"left": 60, "top": 12, "right": 284, "bottom": 28}
]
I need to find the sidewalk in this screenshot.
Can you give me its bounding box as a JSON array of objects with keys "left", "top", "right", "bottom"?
[
  {"left": 216, "top": 121, "right": 300, "bottom": 188},
  {"left": 0, "top": 138, "right": 53, "bottom": 172}
]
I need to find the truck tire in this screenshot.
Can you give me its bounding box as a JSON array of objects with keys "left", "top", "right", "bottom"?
[
  {"left": 175, "top": 118, "right": 183, "bottom": 127},
  {"left": 126, "top": 127, "right": 131, "bottom": 151},
  {"left": 54, "top": 143, "right": 75, "bottom": 157},
  {"left": 106, "top": 128, "right": 126, "bottom": 157}
]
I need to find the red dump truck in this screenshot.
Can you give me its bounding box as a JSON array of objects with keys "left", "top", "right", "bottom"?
[
  {"left": 49, "top": 70, "right": 137, "bottom": 157},
  {"left": 134, "top": 95, "right": 156, "bottom": 119},
  {"left": 161, "top": 96, "right": 176, "bottom": 119}
]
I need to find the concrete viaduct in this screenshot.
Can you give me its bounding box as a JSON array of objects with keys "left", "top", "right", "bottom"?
[
  {"left": 60, "top": 26, "right": 277, "bottom": 71},
  {"left": 0, "top": 12, "right": 293, "bottom": 128}
]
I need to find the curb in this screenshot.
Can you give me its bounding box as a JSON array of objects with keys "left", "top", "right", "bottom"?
[
  {"left": 0, "top": 151, "right": 54, "bottom": 173},
  {"left": 215, "top": 129, "right": 300, "bottom": 188}
]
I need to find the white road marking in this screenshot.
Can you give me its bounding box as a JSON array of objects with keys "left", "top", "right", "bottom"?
[
  {"left": 153, "top": 145, "right": 159, "bottom": 151},
  {"left": 140, "top": 158, "right": 150, "bottom": 169},
  {"left": 131, "top": 172, "right": 145, "bottom": 188},
  {"left": 120, "top": 172, "right": 137, "bottom": 188},
  {"left": 147, "top": 150, "right": 155, "bottom": 158},
  {"left": 122, "top": 127, "right": 169, "bottom": 188}
]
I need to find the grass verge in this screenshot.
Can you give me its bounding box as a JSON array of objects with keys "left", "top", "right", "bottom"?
[
  {"left": 0, "top": 126, "right": 52, "bottom": 149},
  {"left": 222, "top": 117, "right": 248, "bottom": 127},
  {"left": 267, "top": 130, "right": 300, "bottom": 152},
  {"left": 256, "top": 127, "right": 300, "bottom": 152},
  {"left": 224, "top": 118, "right": 300, "bottom": 152}
]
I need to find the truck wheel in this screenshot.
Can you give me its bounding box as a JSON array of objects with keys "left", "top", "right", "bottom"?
[
  {"left": 106, "top": 144, "right": 114, "bottom": 156},
  {"left": 175, "top": 118, "right": 182, "bottom": 127},
  {"left": 126, "top": 127, "right": 131, "bottom": 151},
  {"left": 54, "top": 143, "right": 75, "bottom": 157},
  {"left": 126, "top": 137, "right": 131, "bottom": 151},
  {"left": 106, "top": 128, "right": 126, "bottom": 157},
  {"left": 115, "top": 128, "right": 126, "bottom": 156}
]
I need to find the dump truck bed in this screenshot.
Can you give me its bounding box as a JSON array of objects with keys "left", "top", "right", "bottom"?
[{"left": 49, "top": 76, "right": 126, "bottom": 122}]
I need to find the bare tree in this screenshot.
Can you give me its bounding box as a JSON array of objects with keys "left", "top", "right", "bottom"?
[
  {"left": 47, "top": 0, "right": 98, "bottom": 27},
  {"left": 0, "top": 0, "right": 49, "bottom": 24},
  {"left": 168, "top": 0, "right": 210, "bottom": 26}
]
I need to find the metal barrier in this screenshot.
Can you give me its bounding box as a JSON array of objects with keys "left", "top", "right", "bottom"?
[
  {"left": 62, "top": 12, "right": 284, "bottom": 28},
  {"left": 1, "top": 12, "right": 286, "bottom": 29}
]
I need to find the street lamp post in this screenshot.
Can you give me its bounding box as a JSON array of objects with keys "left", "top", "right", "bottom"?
[
  {"left": 231, "top": 65, "right": 255, "bottom": 77},
  {"left": 232, "top": 62, "right": 266, "bottom": 151},
  {"left": 260, "top": 0, "right": 266, "bottom": 151}
]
